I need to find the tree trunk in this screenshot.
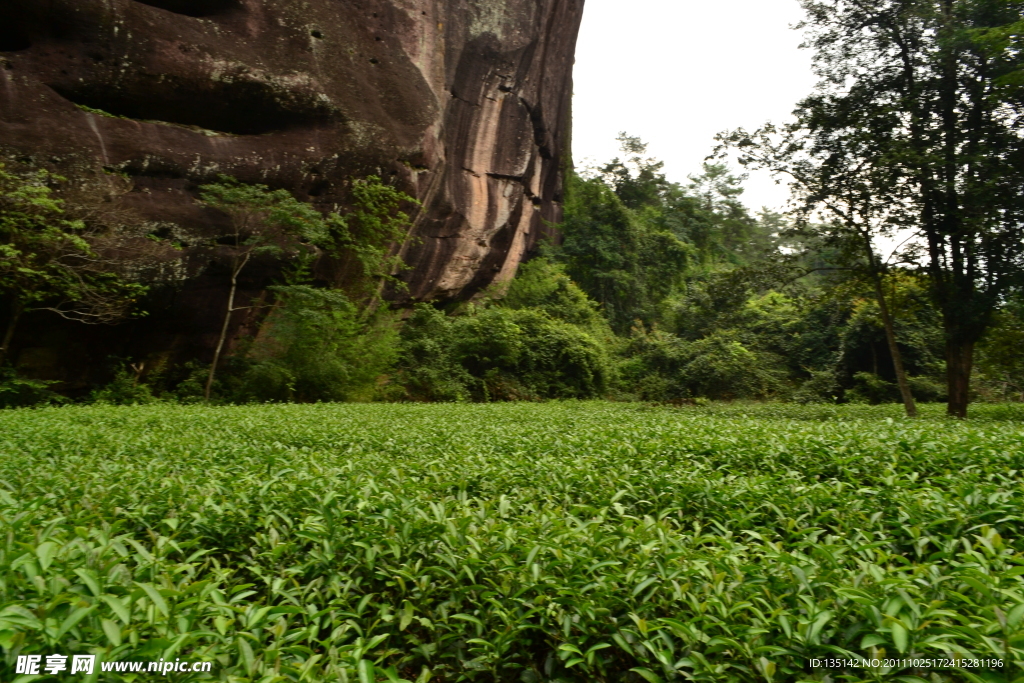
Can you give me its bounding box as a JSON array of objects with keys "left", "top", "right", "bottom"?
[
  {"left": 858, "top": 229, "right": 916, "bottom": 417},
  {"left": 0, "top": 299, "right": 24, "bottom": 367},
  {"left": 872, "top": 276, "right": 918, "bottom": 417},
  {"left": 945, "top": 338, "right": 973, "bottom": 419},
  {"left": 205, "top": 253, "right": 249, "bottom": 401}
]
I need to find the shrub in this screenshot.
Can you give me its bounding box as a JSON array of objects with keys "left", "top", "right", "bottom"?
[
  {"left": 622, "top": 328, "right": 786, "bottom": 401},
  {"left": 236, "top": 286, "right": 398, "bottom": 403},
  {"left": 483, "top": 308, "right": 612, "bottom": 400},
  {"left": 974, "top": 306, "right": 1024, "bottom": 401},
  {"left": 908, "top": 374, "right": 947, "bottom": 403},
  {"left": 89, "top": 367, "right": 157, "bottom": 405},
  {"left": 169, "top": 360, "right": 210, "bottom": 403},
  {"left": 3, "top": 402, "right": 1023, "bottom": 681},
  {"left": 845, "top": 371, "right": 899, "bottom": 404},
  {"left": 682, "top": 332, "right": 786, "bottom": 398},
  {"left": 0, "top": 366, "right": 65, "bottom": 408},
  {"left": 845, "top": 371, "right": 946, "bottom": 404},
  {"left": 791, "top": 368, "right": 840, "bottom": 404},
  {"left": 391, "top": 305, "right": 475, "bottom": 402},
  {"left": 395, "top": 305, "right": 613, "bottom": 401},
  {"left": 500, "top": 258, "right": 608, "bottom": 331}
]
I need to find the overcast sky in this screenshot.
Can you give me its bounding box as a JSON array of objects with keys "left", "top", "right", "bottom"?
[{"left": 571, "top": 0, "right": 817, "bottom": 213}]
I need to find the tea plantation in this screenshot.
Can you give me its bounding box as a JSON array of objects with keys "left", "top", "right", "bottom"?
[{"left": 1, "top": 402, "right": 1023, "bottom": 682}]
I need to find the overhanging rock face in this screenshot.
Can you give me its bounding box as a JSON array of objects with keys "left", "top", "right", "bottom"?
[{"left": 0, "top": 0, "right": 584, "bottom": 303}]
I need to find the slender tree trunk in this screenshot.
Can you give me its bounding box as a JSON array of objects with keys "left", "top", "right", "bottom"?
[
  {"left": 860, "top": 232, "right": 917, "bottom": 418},
  {"left": 945, "top": 338, "right": 973, "bottom": 419},
  {"left": 871, "top": 275, "right": 918, "bottom": 417},
  {"left": 205, "top": 253, "right": 249, "bottom": 401},
  {"left": 0, "top": 298, "right": 24, "bottom": 367}
]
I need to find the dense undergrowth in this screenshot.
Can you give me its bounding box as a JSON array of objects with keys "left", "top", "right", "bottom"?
[{"left": 1, "top": 402, "right": 1022, "bottom": 682}]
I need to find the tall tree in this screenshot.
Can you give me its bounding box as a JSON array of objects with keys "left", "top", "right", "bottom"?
[
  {"left": 200, "top": 175, "right": 417, "bottom": 401},
  {"left": 684, "top": 162, "right": 769, "bottom": 261},
  {"left": 596, "top": 133, "right": 678, "bottom": 210},
  {"left": 199, "top": 177, "right": 330, "bottom": 401},
  {"left": 558, "top": 171, "right": 691, "bottom": 334},
  {"left": 720, "top": 0, "right": 1024, "bottom": 417}
]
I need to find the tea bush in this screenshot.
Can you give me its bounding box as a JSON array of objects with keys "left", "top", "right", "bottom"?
[{"left": 1, "top": 402, "right": 1022, "bottom": 682}]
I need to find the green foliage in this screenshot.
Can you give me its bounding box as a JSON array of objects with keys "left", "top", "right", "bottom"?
[
  {"left": 169, "top": 360, "right": 213, "bottom": 404},
  {"left": 200, "top": 176, "right": 331, "bottom": 253},
  {"left": 89, "top": 367, "right": 157, "bottom": 406},
  {"left": 654, "top": 263, "right": 954, "bottom": 405},
  {"left": 594, "top": 133, "right": 679, "bottom": 211},
  {"left": 500, "top": 258, "right": 608, "bottom": 333},
  {"left": 621, "top": 328, "right": 787, "bottom": 401},
  {"left": 550, "top": 135, "right": 814, "bottom": 400},
  {"left": 0, "top": 366, "right": 65, "bottom": 408},
  {"left": 975, "top": 300, "right": 1024, "bottom": 401},
  {"left": 388, "top": 305, "right": 472, "bottom": 402},
  {"left": 557, "top": 160, "right": 692, "bottom": 333},
  {"left": 395, "top": 305, "right": 613, "bottom": 402},
  {"left": 328, "top": 176, "right": 418, "bottom": 294},
  {"left": 74, "top": 104, "right": 129, "bottom": 120},
  {"left": 664, "top": 268, "right": 800, "bottom": 342},
  {"left": 791, "top": 368, "right": 841, "bottom": 404},
  {"left": 198, "top": 174, "right": 416, "bottom": 289},
  {"left": 198, "top": 176, "right": 339, "bottom": 401},
  {"left": 846, "top": 371, "right": 899, "bottom": 405},
  {"left": 0, "top": 163, "right": 146, "bottom": 325},
  {"left": 835, "top": 274, "right": 945, "bottom": 379},
  {"left": 908, "top": 375, "right": 947, "bottom": 403},
  {"left": 236, "top": 286, "right": 399, "bottom": 403},
  {"left": 196, "top": 175, "right": 415, "bottom": 402},
  {"left": 1, "top": 402, "right": 1022, "bottom": 682},
  {"left": 682, "top": 163, "right": 770, "bottom": 261},
  {"left": 718, "top": 0, "right": 1024, "bottom": 416}
]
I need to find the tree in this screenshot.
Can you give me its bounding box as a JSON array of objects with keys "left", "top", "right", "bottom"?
[
  {"left": 558, "top": 136, "right": 693, "bottom": 333},
  {"left": 719, "top": 0, "right": 1024, "bottom": 417},
  {"left": 558, "top": 173, "right": 691, "bottom": 333},
  {"left": 974, "top": 292, "right": 1024, "bottom": 399},
  {"left": 199, "top": 177, "right": 330, "bottom": 400},
  {"left": 799, "top": 214, "right": 922, "bottom": 416},
  {"left": 684, "top": 163, "right": 768, "bottom": 260},
  {"left": 596, "top": 133, "right": 679, "bottom": 210},
  {"left": 236, "top": 285, "right": 400, "bottom": 403},
  {"left": 199, "top": 175, "right": 418, "bottom": 401},
  {"left": 0, "top": 164, "right": 147, "bottom": 366}
]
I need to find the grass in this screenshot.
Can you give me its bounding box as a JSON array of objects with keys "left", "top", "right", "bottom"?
[{"left": 1, "top": 401, "right": 1022, "bottom": 682}]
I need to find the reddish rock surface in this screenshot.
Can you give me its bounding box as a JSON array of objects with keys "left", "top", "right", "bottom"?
[{"left": 0, "top": 0, "right": 583, "bottom": 383}]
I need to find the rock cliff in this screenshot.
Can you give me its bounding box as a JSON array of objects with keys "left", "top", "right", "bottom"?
[{"left": 0, "top": 0, "right": 583, "bottom": 382}]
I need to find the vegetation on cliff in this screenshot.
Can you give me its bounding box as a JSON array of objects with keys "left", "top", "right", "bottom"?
[{"left": 0, "top": 165, "right": 152, "bottom": 366}]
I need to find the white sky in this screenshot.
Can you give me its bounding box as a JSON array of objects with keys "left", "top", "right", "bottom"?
[{"left": 571, "top": 0, "right": 817, "bottom": 213}]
